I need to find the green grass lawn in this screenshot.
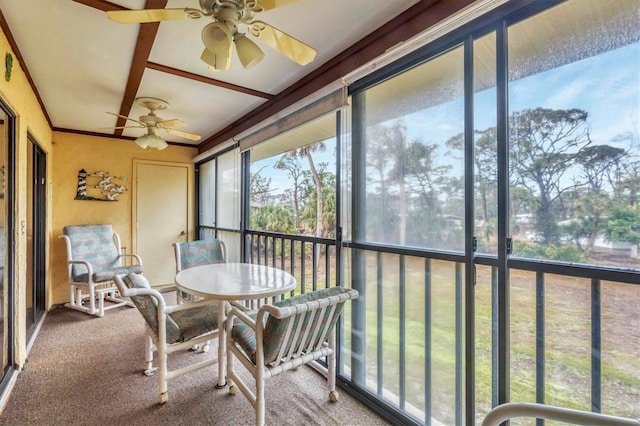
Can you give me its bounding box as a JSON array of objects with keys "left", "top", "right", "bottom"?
[{"left": 267, "top": 248, "right": 640, "bottom": 423}]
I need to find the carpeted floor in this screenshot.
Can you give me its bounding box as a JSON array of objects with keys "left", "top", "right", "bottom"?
[{"left": 0, "top": 294, "right": 390, "bottom": 426}]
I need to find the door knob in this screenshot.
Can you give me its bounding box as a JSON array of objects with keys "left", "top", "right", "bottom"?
[{"left": 180, "top": 231, "right": 186, "bottom": 236}]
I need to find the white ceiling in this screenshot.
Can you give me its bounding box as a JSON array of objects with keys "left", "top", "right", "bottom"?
[{"left": 0, "top": 0, "right": 421, "bottom": 148}]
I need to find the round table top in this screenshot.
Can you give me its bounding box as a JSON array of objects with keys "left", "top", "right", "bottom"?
[{"left": 175, "top": 263, "right": 297, "bottom": 301}]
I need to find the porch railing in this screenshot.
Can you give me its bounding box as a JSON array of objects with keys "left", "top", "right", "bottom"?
[{"left": 241, "top": 229, "right": 640, "bottom": 426}]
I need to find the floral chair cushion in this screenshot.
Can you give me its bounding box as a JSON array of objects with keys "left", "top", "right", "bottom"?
[
  {"left": 176, "top": 240, "right": 225, "bottom": 270},
  {"left": 169, "top": 305, "right": 219, "bottom": 344},
  {"left": 64, "top": 224, "right": 143, "bottom": 282},
  {"left": 123, "top": 273, "right": 218, "bottom": 344}
]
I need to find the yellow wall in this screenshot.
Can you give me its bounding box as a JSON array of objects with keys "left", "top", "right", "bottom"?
[
  {"left": 0, "top": 26, "right": 52, "bottom": 367},
  {"left": 51, "top": 132, "right": 197, "bottom": 305},
  {"left": 0, "top": 23, "right": 198, "bottom": 369}
]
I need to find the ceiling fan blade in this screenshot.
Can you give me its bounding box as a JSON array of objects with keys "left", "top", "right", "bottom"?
[
  {"left": 106, "top": 8, "right": 189, "bottom": 24},
  {"left": 163, "top": 128, "right": 202, "bottom": 141},
  {"left": 248, "top": 0, "right": 300, "bottom": 11},
  {"left": 249, "top": 21, "right": 316, "bottom": 65},
  {"left": 158, "top": 119, "right": 186, "bottom": 128},
  {"left": 106, "top": 112, "right": 145, "bottom": 125}
]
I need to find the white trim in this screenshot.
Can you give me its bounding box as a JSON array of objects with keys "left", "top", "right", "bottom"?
[
  {"left": 482, "top": 402, "right": 640, "bottom": 426},
  {"left": 342, "top": 0, "right": 511, "bottom": 86}
]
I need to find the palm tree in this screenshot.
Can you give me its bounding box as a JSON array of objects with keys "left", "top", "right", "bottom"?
[{"left": 289, "top": 141, "right": 326, "bottom": 237}]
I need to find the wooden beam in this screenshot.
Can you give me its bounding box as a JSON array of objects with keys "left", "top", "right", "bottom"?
[
  {"left": 114, "top": 0, "right": 168, "bottom": 135},
  {"left": 71, "top": 0, "right": 129, "bottom": 12},
  {"left": 146, "top": 62, "right": 273, "bottom": 100}
]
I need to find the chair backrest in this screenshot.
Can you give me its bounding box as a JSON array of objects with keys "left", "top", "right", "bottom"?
[
  {"left": 174, "top": 239, "right": 226, "bottom": 272},
  {"left": 260, "top": 287, "right": 359, "bottom": 365},
  {"left": 63, "top": 224, "right": 121, "bottom": 279},
  {"left": 115, "top": 273, "right": 181, "bottom": 342}
]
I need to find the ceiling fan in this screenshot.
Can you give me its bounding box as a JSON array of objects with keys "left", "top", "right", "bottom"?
[
  {"left": 103, "top": 97, "right": 201, "bottom": 150},
  {"left": 106, "top": 0, "right": 317, "bottom": 71}
]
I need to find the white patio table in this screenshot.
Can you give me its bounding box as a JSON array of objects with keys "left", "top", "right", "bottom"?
[{"left": 174, "top": 262, "right": 297, "bottom": 387}]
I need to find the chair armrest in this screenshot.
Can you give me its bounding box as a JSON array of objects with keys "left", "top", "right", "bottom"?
[
  {"left": 261, "top": 288, "right": 359, "bottom": 319},
  {"left": 164, "top": 298, "right": 218, "bottom": 315},
  {"left": 228, "top": 300, "right": 251, "bottom": 312},
  {"left": 226, "top": 305, "right": 258, "bottom": 336},
  {"left": 65, "top": 259, "right": 95, "bottom": 281},
  {"left": 118, "top": 253, "right": 143, "bottom": 265}
]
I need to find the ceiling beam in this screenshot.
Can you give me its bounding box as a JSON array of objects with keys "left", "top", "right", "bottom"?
[
  {"left": 198, "top": 0, "right": 475, "bottom": 153},
  {"left": 113, "top": 0, "right": 168, "bottom": 135},
  {"left": 71, "top": 0, "right": 129, "bottom": 12},
  {"left": 146, "top": 62, "right": 273, "bottom": 100}
]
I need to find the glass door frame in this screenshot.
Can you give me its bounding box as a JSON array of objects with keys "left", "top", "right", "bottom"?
[
  {"left": 0, "top": 97, "right": 16, "bottom": 390},
  {"left": 26, "top": 133, "right": 46, "bottom": 340}
]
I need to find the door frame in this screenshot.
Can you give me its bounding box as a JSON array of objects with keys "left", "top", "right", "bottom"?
[
  {"left": 26, "top": 133, "right": 46, "bottom": 340},
  {"left": 131, "top": 159, "right": 194, "bottom": 260}
]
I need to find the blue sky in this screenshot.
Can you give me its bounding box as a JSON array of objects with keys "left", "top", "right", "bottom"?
[{"left": 252, "top": 41, "right": 639, "bottom": 196}]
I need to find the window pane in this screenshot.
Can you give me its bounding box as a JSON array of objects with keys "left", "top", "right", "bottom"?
[
  {"left": 199, "top": 159, "right": 215, "bottom": 227},
  {"left": 508, "top": 0, "right": 640, "bottom": 270},
  {"left": 474, "top": 33, "right": 498, "bottom": 255},
  {"left": 248, "top": 115, "right": 337, "bottom": 238},
  {"left": 362, "top": 45, "right": 466, "bottom": 250},
  {"left": 216, "top": 149, "right": 240, "bottom": 230}
]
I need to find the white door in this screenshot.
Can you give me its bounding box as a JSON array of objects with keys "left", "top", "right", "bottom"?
[{"left": 134, "top": 161, "right": 191, "bottom": 287}]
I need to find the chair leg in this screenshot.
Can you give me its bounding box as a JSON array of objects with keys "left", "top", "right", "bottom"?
[
  {"left": 88, "top": 285, "right": 97, "bottom": 316},
  {"left": 328, "top": 349, "right": 339, "bottom": 402},
  {"left": 97, "top": 290, "right": 105, "bottom": 318},
  {"left": 328, "top": 335, "right": 339, "bottom": 402},
  {"left": 143, "top": 332, "right": 155, "bottom": 373},
  {"left": 69, "top": 284, "right": 76, "bottom": 307},
  {"left": 256, "top": 376, "right": 266, "bottom": 426},
  {"left": 157, "top": 339, "right": 168, "bottom": 404}
]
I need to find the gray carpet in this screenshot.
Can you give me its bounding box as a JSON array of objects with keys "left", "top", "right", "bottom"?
[{"left": 0, "top": 294, "right": 390, "bottom": 426}]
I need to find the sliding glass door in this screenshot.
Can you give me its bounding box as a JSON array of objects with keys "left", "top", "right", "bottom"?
[
  {"left": 0, "top": 99, "right": 15, "bottom": 389},
  {"left": 26, "top": 135, "right": 46, "bottom": 339}
]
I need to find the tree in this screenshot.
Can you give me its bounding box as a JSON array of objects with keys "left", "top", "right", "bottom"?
[
  {"left": 274, "top": 154, "right": 304, "bottom": 228},
  {"left": 250, "top": 205, "right": 296, "bottom": 233},
  {"left": 446, "top": 128, "right": 498, "bottom": 245},
  {"left": 405, "top": 138, "right": 453, "bottom": 247},
  {"left": 366, "top": 124, "right": 396, "bottom": 241},
  {"left": 289, "top": 142, "right": 327, "bottom": 238},
  {"left": 604, "top": 204, "right": 640, "bottom": 246},
  {"left": 249, "top": 166, "right": 274, "bottom": 206},
  {"left": 299, "top": 164, "right": 337, "bottom": 238},
  {"left": 509, "top": 107, "right": 592, "bottom": 243},
  {"left": 574, "top": 144, "right": 626, "bottom": 251}
]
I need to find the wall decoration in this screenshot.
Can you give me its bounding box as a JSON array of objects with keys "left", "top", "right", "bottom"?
[
  {"left": 74, "top": 169, "right": 128, "bottom": 201},
  {"left": 5, "top": 53, "right": 12, "bottom": 82}
]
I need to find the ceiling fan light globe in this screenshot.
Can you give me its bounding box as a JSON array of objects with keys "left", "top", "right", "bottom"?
[
  {"left": 201, "top": 22, "right": 232, "bottom": 71},
  {"left": 234, "top": 34, "right": 264, "bottom": 69},
  {"left": 135, "top": 135, "right": 150, "bottom": 149},
  {"left": 135, "top": 133, "right": 167, "bottom": 150},
  {"left": 153, "top": 138, "right": 169, "bottom": 150}
]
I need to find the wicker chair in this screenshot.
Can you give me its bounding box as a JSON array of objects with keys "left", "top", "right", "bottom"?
[
  {"left": 114, "top": 273, "right": 220, "bottom": 404},
  {"left": 226, "top": 286, "right": 359, "bottom": 426},
  {"left": 60, "top": 224, "right": 143, "bottom": 317}
]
